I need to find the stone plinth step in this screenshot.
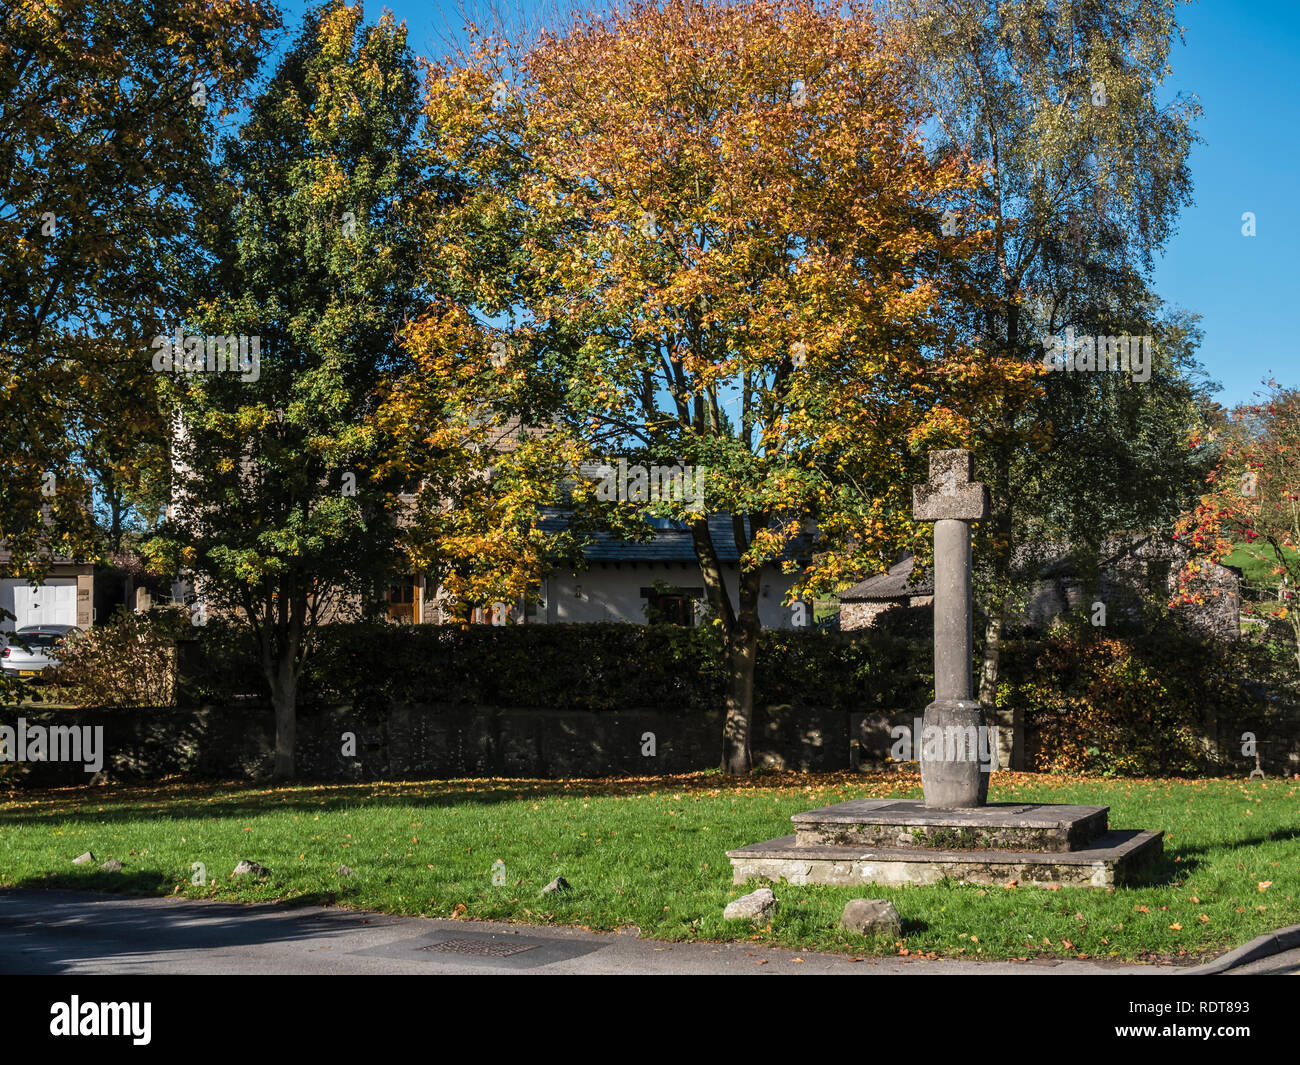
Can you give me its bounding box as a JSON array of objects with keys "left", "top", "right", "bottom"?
[
  {"left": 727, "top": 829, "right": 1163, "bottom": 889},
  {"left": 791, "top": 798, "right": 1110, "bottom": 853}
]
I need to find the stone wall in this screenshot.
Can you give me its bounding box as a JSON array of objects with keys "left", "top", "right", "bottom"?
[
  {"left": 0, "top": 701, "right": 851, "bottom": 787},
  {"left": 841, "top": 596, "right": 932, "bottom": 632},
  {"left": 851, "top": 705, "right": 1300, "bottom": 777}
]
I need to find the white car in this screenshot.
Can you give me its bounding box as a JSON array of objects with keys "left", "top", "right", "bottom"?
[{"left": 1, "top": 624, "right": 79, "bottom": 680}]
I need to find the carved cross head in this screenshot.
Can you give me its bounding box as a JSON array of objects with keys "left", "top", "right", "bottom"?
[{"left": 912, "top": 449, "right": 989, "bottom": 523}]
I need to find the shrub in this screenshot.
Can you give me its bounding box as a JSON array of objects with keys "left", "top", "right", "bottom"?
[
  {"left": 46, "top": 608, "right": 178, "bottom": 707},
  {"left": 1000, "top": 606, "right": 1292, "bottom": 776}
]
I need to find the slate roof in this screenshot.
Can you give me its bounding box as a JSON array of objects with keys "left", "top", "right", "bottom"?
[
  {"left": 537, "top": 509, "right": 813, "bottom": 564},
  {"left": 840, "top": 554, "right": 932, "bottom": 601},
  {"left": 0, "top": 546, "right": 87, "bottom": 567}
]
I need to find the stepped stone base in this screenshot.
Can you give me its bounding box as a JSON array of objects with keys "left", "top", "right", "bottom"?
[
  {"left": 728, "top": 798, "right": 1164, "bottom": 889},
  {"left": 792, "top": 799, "right": 1109, "bottom": 853}
]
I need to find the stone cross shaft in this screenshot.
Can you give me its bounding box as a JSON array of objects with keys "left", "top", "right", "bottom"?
[
  {"left": 912, "top": 449, "right": 990, "bottom": 809},
  {"left": 913, "top": 450, "right": 988, "bottom": 703}
]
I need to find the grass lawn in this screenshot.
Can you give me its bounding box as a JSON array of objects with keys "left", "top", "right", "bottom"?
[
  {"left": 1225, "top": 543, "right": 1299, "bottom": 585},
  {"left": 1, "top": 769, "right": 1297, "bottom": 963}
]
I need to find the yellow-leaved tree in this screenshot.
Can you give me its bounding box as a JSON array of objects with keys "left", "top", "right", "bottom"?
[{"left": 392, "top": 0, "right": 1019, "bottom": 773}]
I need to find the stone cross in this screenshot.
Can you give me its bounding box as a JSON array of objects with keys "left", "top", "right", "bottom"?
[{"left": 912, "top": 449, "right": 990, "bottom": 808}]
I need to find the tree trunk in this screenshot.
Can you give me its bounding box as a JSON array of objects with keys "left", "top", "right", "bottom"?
[
  {"left": 261, "top": 608, "right": 303, "bottom": 781},
  {"left": 722, "top": 628, "right": 757, "bottom": 775},
  {"left": 977, "top": 600, "right": 1021, "bottom": 770},
  {"left": 109, "top": 492, "right": 124, "bottom": 555},
  {"left": 721, "top": 567, "right": 763, "bottom": 776},
  {"left": 270, "top": 654, "right": 298, "bottom": 780}
]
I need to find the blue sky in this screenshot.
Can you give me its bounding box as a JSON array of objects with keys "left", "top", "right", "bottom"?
[
  {"left": 1150, "top": 0, "right": 1300, "bottom": 407},
  {"left": 275, "top": 0, "right": 1298, "bottom": 409}
]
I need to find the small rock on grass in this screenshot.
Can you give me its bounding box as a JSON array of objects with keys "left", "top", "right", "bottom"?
[
  {"left": 723, "top": 887, "right": 777, "bottom": 921},
  {"left": 100, "top": 859, "right": 123, "bottom": 872},
  {"left": 840, "top": 898, "right": 902, "bottom": 937},
  {"left": 232, "top": 860, "right": 270, "bottom": 878},
  {"left": 540, "top": 876, "right": 570, "bottom": 896},
  {"left": 72, "top": 851, "right": 95, "bottom": 865},
  {"left": 337, "top": 865, "right": 355, "bottom": 877}
]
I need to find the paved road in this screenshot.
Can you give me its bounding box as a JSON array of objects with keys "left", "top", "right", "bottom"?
[
  {"left": 1222, "top": 946, "right": 1300, "bottom": 975},
  {"left": 0, "top": 890, "right": 1294, "bottom": 975}
]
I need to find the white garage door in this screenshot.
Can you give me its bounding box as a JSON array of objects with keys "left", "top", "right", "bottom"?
[{"left": 5, "top": 580, "right": 78, "bottom": 629}]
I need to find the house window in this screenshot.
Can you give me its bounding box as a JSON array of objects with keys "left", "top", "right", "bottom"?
[
  {"left": 385, "top": 576, "right": 416, "bottom": 622},
  {"left": 1146, "top": 560, "right": 1172, "bottom": 597},
  {"left": 641, "top": 587, "right": 704, "bottom": 627}
]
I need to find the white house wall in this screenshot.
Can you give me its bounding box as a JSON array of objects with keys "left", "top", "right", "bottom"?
[{"left": 541, "top": 564, "right": 805, "bottom": 629}]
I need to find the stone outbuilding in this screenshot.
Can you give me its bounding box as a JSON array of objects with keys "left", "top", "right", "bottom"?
[
  {"left": 839, "top": 555, "right": 933, "bottom": 630},
  {"left": 840, "top": 535, "right": 1242, "bottom": 640}
]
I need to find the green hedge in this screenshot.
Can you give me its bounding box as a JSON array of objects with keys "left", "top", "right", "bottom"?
[
  {"left": 180, "top": 620, "right": 933, "bottom": 715},
  {"left": 175, "top": 610, "right": 1297, "bottom": 777}
]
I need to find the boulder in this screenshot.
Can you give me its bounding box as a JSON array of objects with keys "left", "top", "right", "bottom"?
[
  {"left": 839, "top": 898, "right": 902, "bottom": 937},
  {"left": 723, "top": 887, "right": 777, "bottom": 921}
]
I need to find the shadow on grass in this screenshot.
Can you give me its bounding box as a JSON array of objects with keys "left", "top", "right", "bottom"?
[
  {"left": 18, "top": 870, "right": 173, "bottom": 896},
  {"left": 1136, "top": 825, "right": 1300, "bottom": 887},
  {"left": 0, "top": 770, "right": 913, "bottom": 828},
  {"left": 1171, "top": 826, "right": 1300, "bottom": 855}
]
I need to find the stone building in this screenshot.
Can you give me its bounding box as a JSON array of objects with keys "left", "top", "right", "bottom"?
[
  {"left": 838, "top": 556, "right": 933, "bottom": 630},
  {"left": 840, "top": 534, "right": 1242, "bottom": 639}
]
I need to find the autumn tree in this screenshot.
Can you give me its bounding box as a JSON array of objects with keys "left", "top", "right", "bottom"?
[
  {"left": 399, "top": 0, "right": 1018, "bottom": 773},
  {"left": 147, "top": 2, "right": 434, "bottom": 778},
  {"left": 883, "top": 0, "right": 1208, "bottom": 762},
  {"left": 1176, "top": 382, "right": 1300, "bottom": 673},
  {"left": 0, "top": 0, "right": 277, "bottom": 578}
]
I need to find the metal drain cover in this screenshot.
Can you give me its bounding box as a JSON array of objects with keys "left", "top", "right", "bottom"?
[{"left": 420, "top": 938, "right": 540, "bottom": 958}]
